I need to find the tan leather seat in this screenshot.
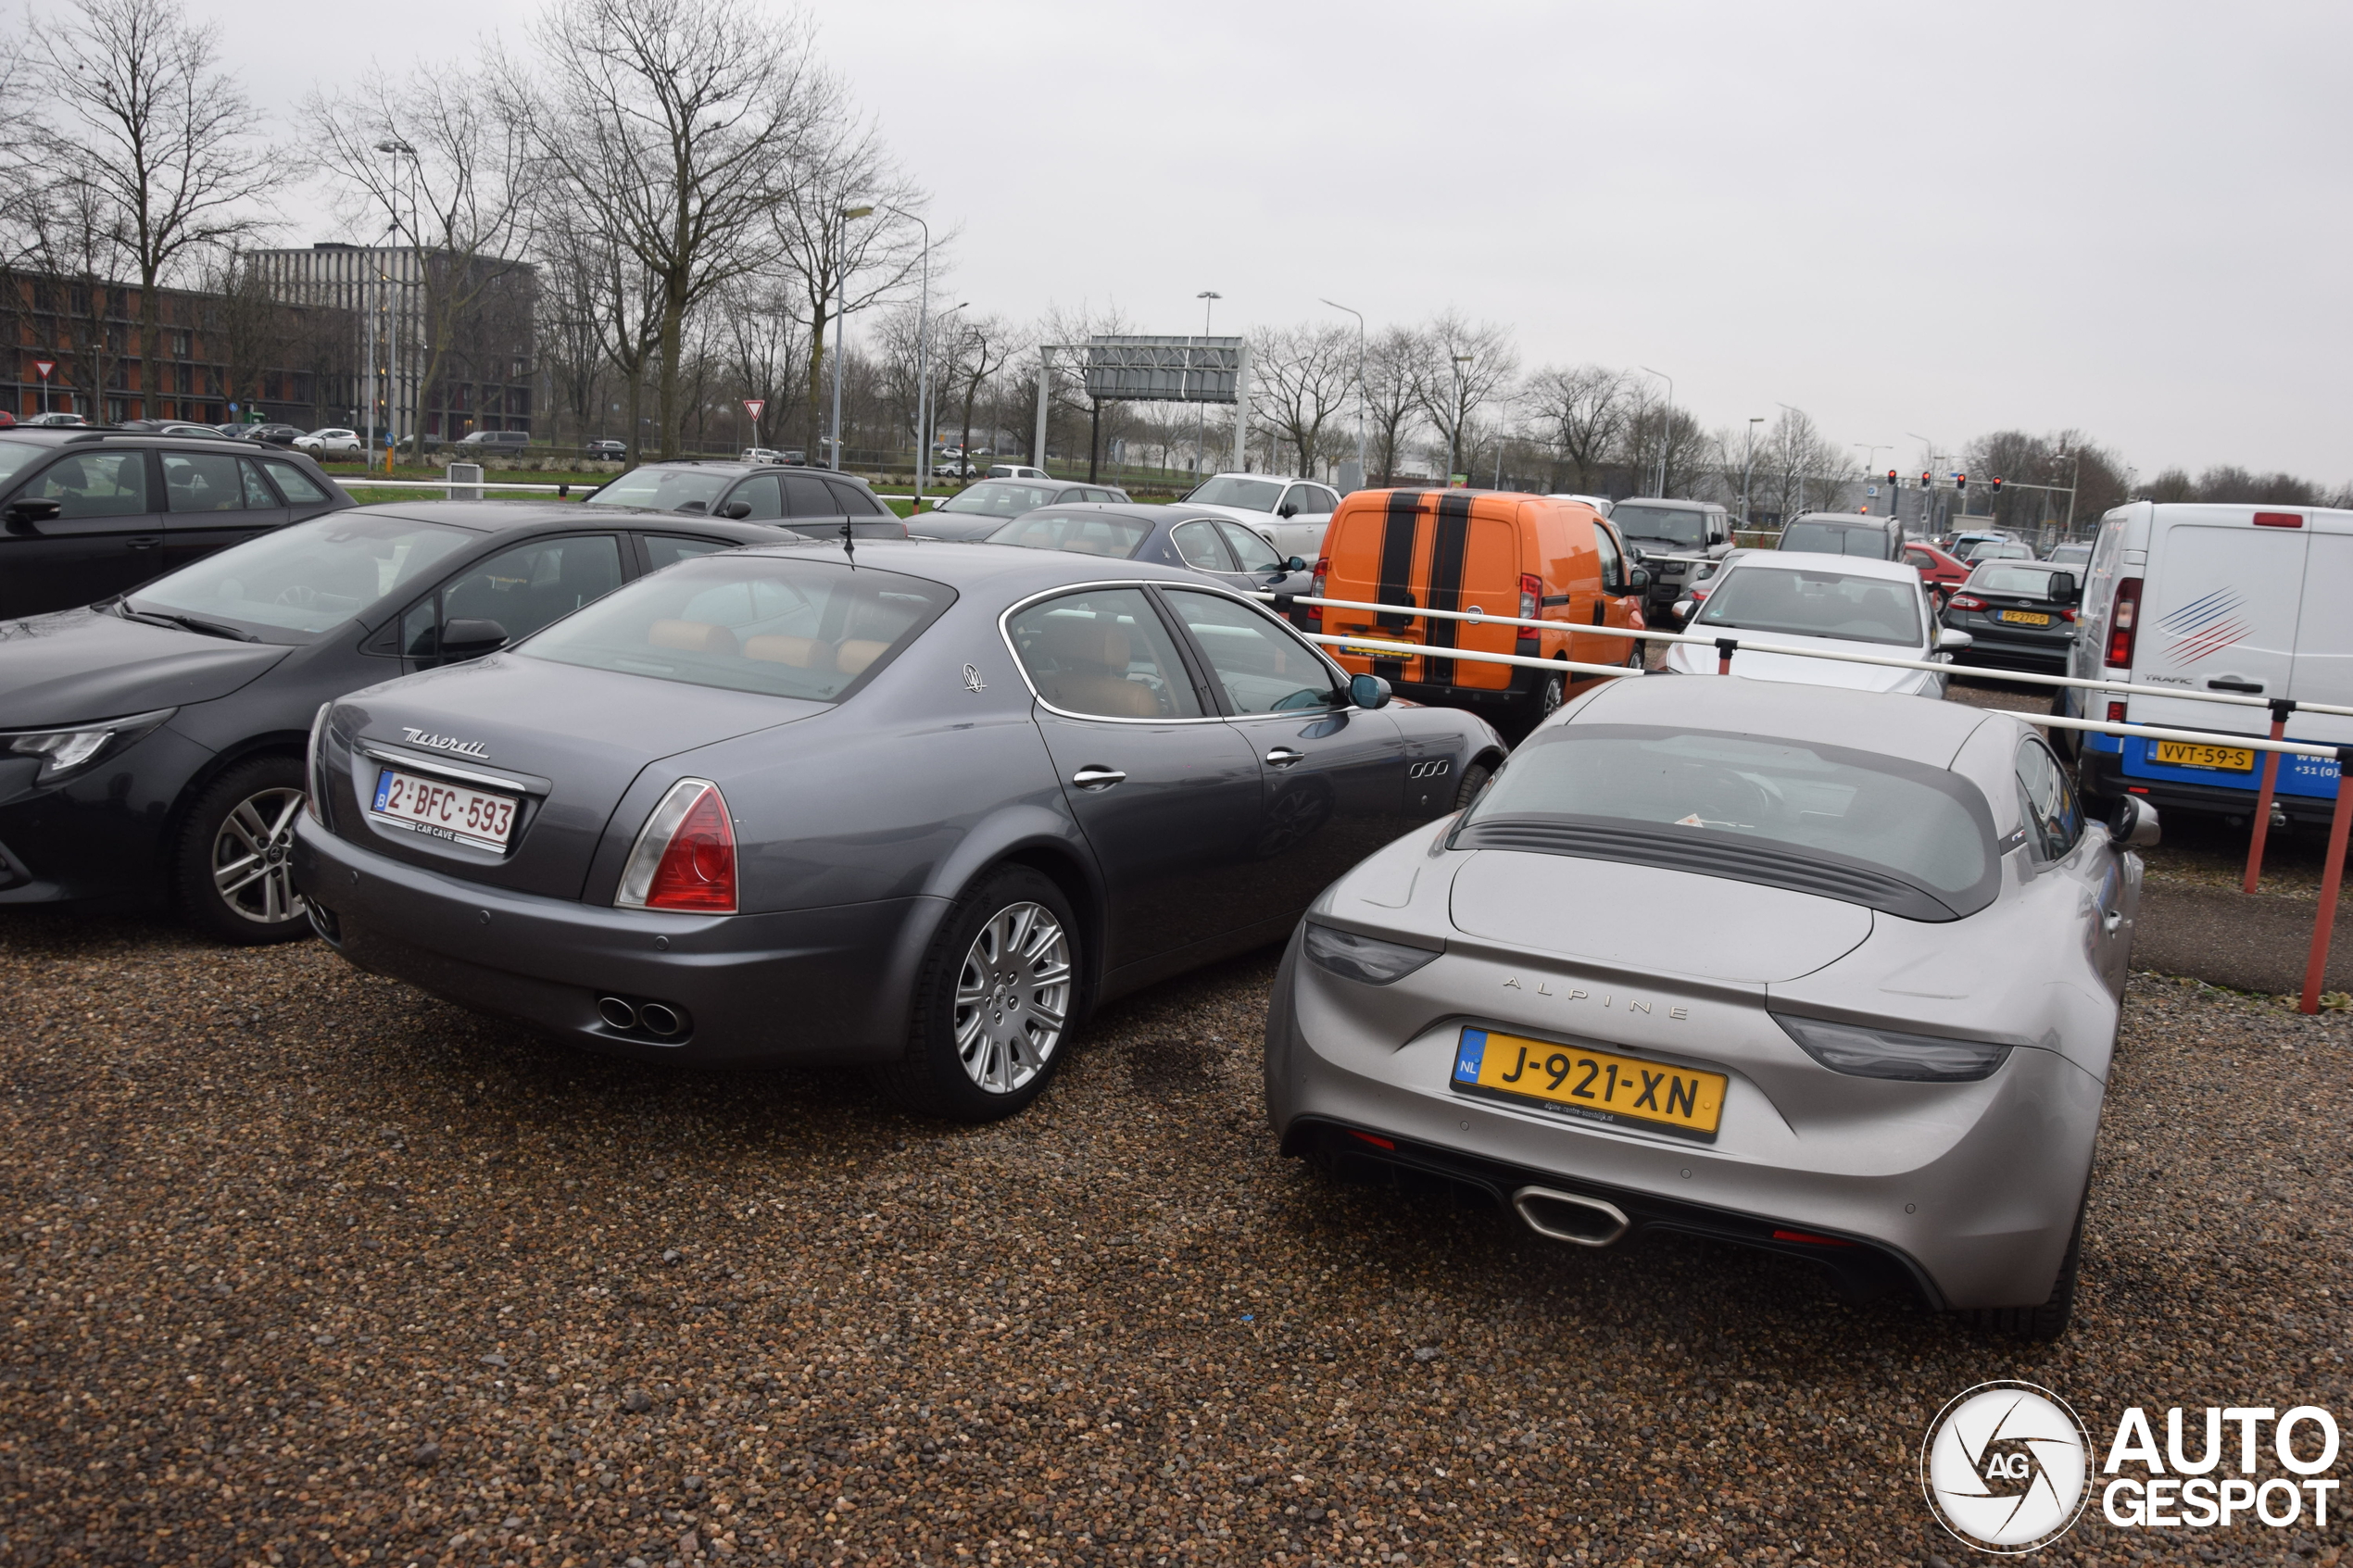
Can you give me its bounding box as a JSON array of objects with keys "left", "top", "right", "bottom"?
[
  {"left": 1042, "top": 616, "right": 1160, "bottom": 718},
  {"left": 835, "top": 639, "right": 888, "bottom": 678},
  {"left": 742, "top": 633, "right": 830, "bottom": 668},
  {"left": 648, "top": 619, "right": 739, "bottom": 656}
]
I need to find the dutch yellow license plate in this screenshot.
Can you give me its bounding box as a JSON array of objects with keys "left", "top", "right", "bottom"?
[
  {"left": 1337, "top": 638, "right": 1416, "bottom": 659},
  {"left": 1998, "top": 608, "right": 2052, "bottom": 626},
  {"left": 1451, "top": 1026, "right": 1728, "bottom": 1142},
  {"left": 2153, "top": 740, "right": 2256, "bottom": 771}
]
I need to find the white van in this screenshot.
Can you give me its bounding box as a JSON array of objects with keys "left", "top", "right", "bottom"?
[{"left": 2066, "top": 502, "right": 2349, "bottom": 823}]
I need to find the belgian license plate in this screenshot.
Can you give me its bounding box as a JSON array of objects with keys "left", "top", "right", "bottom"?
[
  {"left": 1451, "top": 1026, "right": 1728, "bottom": 1142},
  {"left": 370, "top": 767, "right": 519, "bottom": 850},
  {"left": 1998, "top": 608, "right": 2052, "bottom": 626},
  {"left": 2153, "top": 740, "right": 2255, "bottom": 771}
]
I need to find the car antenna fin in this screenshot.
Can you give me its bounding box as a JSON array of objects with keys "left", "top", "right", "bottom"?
[{"left": 842, "top": 512, "right": 855, "bottom": 567}]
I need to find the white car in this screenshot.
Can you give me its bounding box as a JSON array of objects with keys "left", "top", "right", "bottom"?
[
  {"left": 1546, "top": 492, "right": 1615, "bottom": 517},
  {"left": 294, "top": 428, "right": 364, "bottom": 458},
  {"left": 1176, "top": 473, "right": 1344, "bottom": 561},
  {"left": 987, "top": 463, "right": 1049, "bottom": 480},
  {"left": 1664, "top": 551, "right": 1965, "bottom": 696}
]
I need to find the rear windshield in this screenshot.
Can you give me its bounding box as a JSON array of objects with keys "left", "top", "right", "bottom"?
[
  {"left": 1780, "top": 521, "right": 1889, "bottom": 558},
  {"left": 1184, "top": 476, "right": 1284, "bottom": 512},
  {"left": 937, "top": 481, "right": 1057, "bottom": 517},
  {"left": 1692, "top": 565, "right": 1922, "bottom": 646},
  {"left": 585, "top": 467, "right": 736, "bottom": 512},
  {"left": 126, "top": 513, "right": 473, "bottom": 639},
  {"left": 521, "top": 555, "right": 951, "bottom": 701},
  {"left": 1610, "top": 504, "right": 1709, "bottom": 548},
  {"left": 1971, "top": 564, "right": 2068, "bottom": 596},
  {"left": 1456, "top": 724, "right": 1999, "bottom": 920},
  {"left": 989, "top": 510, "right": 1152, "bottom": 559}
]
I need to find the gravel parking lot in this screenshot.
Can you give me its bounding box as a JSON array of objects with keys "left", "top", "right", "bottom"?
[{"left": 5, "top": 911, "right": 2349, "bottom": 1568}]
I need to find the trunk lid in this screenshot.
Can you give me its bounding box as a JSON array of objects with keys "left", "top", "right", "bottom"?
[
  {"left": 1449, "top": 849, "right": 1873, "bottom": 984},
  {"left": 331, "top": 652, "right": 824, "bottom": 898}
]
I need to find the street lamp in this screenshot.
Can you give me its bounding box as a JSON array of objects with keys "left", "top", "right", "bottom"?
[
  {"left": 1906, "top": 433, "right": 1943, "bottom": 537},
  {"left": 1639, "top": 366, "right": 1674, "bottom": 494},
  {"left": 830, "top": 206, "right": 878, "bottom": 472},
  {"left": 373, "top": 140, "right": 419, "bottom": 460},
  {"left": 1194, "top": 291, "right": 1221, "bottom": 478},
  {"left": 1319, "top": 297, "right": 1366, "bottom": 490},
  {"left": 1448, "top": 355, "right": 1474, "bottom": 483}
]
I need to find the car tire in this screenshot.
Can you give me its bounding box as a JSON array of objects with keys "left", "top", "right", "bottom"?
[
  {"left": 1519, "top": 668, "right": 1566, "bottom": 731},
  {"left": 1453, "top": 759, "right": 1494, "bottom": 813},
  {"left": 173, "top": 756, "right": 313, "bottom": 946},
  {"left": 874, "top": 866, "right": 1080, "bottom": 1123},
  {"left": 1969, "top": 1187, "right": 2085, "bottom": 1341}
]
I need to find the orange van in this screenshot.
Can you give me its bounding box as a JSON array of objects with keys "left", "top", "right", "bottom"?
[{"left": 1311, "top": 488, "right": 1647, "bottom": 727}]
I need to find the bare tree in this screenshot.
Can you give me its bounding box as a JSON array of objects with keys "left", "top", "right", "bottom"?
[
  {"left": 536, "top": 217, "right": 661, "bottom": 458},
  {"left": 31, "top": 0, "right": 278, "bottom": 417},
  {"left": 1361, "top": 325, "right": 1424, "bottom": 483},
  {"left": 1407, "top": 312, "right": 1518, "bottom": 479},
  {"left": 531, "top": 0, "right": 827, "bottom": 457},
  {"left": 1252, "top": 321, "right": 1354, "bottom": 479},
  {"left": 1526, "top": 364, "right": 1629, "bottom": 494},
  {"left": 20, "top": 174, "right": 131, "bottom": 419},
  {"left": 765, "top": 115, "right": 927, "bottom": 458},
  {"left": 939, "top": 311, "right": 1010, "bottom": 468},
  {"left": 194, "top": 245, "right": 295, "bottom": 414},
  {"left": 713, "top": 272, "right": 805, "bottom": 451}
]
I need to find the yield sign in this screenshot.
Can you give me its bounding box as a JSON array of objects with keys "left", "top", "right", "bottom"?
[
  {"left": 742, "top": 398, "right": 765, "bottom": 421},
  {"left": 33, "top": 359, "right": 55, "bottom": 380}
]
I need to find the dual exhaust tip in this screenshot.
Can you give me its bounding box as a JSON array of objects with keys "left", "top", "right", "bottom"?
[
  {"left": 1512, "top": 1185, "right": 1630, "bottom": 1248},
  {"left": 598, "top": 995, "right": 689, "bottom": 1040}
]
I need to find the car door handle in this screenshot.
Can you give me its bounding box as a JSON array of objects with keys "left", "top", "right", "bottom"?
[
  {"left": 2102, "top": 909, "right": 2124, "bottom": 933},
  {"left": 2207, "top": 677, "right": 2264, "bottom": 694},
  {"left": 1071, "top": 766, "right": 1125, "bottom": 791},
  {"left": 127, "top": 534, "right": 162, "bottom": 549},
  {"left": 1265, "top": 747, "right": 1305, "bottom": 769}
]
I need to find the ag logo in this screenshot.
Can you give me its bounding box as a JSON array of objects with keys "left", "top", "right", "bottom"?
[{"left": 1921, "top": 1381, "right": 2092, "bottom": 1553}]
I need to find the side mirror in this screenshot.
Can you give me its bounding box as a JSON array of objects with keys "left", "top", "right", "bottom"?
[
  {"left": 718, "top": 500, "right": 753, "bottom": 520},
  {"left": 4, "top": 497, "right": 61, "bottom": 532},
  {"left": 1277, "top": 503, "right": 1298, "bottom": 518},
  {"left": 2109, "top": 794, "right": 2161, "bottom": 848},
  {"left": 439, "top": 618, "right": 510, "bottom": 659},
  {"left": 1673, "top": 599, "right": 1694, "bottom": 621},
  {"left": 1628, "top": 567, "right": 1651, "bottom": 590},
  {"left": 1285, "top": 556, "right": 1307, "bottom": 573},
  {"left": 1936, "top": 628, "right": 1974, "bottom": 652},
  {"left": 1348, "top": 672, "right": 1391, "bottom": 710},
  {"left": 2048, "top": 571, "right": 2077, "bottom": 601}
]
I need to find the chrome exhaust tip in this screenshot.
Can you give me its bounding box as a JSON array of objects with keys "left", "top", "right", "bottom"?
[
  {"left": 636, "top": 1001, "right": 684, "bottom": 1038},
  {"left": 1511, "top": 1185, "right": 1630, "bottom": 1248},
  {"left": 597, "top": 996, "right": 638, "bottom": 1030}
]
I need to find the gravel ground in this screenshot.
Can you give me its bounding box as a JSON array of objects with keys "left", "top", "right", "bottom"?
[{"left": 4, "top": 916, "right": 2350, "bottom": 1568}]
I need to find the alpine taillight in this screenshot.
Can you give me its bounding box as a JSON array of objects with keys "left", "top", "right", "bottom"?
[
  {"left": 1518, "top": 572, "right": 1541, "bottom": 621},
  {"left": 2105, "top": 576, "right": 2143, "bottom": 669},
  {"left": 616, "top": 779, "right": 736, "bottom": 913},
  {"left": 1949, "top": 594, "right": 1986, "bottom": 611}
]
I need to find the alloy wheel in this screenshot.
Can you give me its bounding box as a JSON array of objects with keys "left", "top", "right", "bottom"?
[
  {"left": 952, "top": 901, "right": 1072, "bottom": 1095},
  {"left": 211, "top": 786, "right": 308, "bottom": 926}
]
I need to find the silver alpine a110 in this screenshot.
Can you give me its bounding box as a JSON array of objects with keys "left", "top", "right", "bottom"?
[{"left": 1265, "top": 673, "right": 2153, "bottom": 1337}]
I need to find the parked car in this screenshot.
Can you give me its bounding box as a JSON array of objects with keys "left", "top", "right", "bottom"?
[
  {"left": 0, "top": 502, "right": 780, "bottom": 941},
  {"left": 987, "top": 463, "right": 1050, "bottom": 480},
  {"left": 932, "top": 458, "right": 980, "bottom": 479},
  {"left": 294, "top": 428, "right": 365, "bottom": 458},
  {"left": 0, "top": 429, "right": 351, "bottom": 618},
  {"left": 1267, "top": 673, "right": 2154, "bottom": 1339},
  {"left": 1545, "top": 493, "right": 1614, "bottom": 517},
  {"left": 239, "top": 423, "right": 310, "bottom": 448},
  {"left": 740, "top": 446, "right": 794, "bottom": 465},
  {"left": 2066, "top": 502, "right": 2353, "bottom": 822},
  {"left": 1940, "top": 561, "right": 2081, "bottom": 676},
  {"left": 1899, "top": 538, "right": 1975, "bottom": 608},
  {"left": 1776, "top": 512, "right": 1903, "bottom": 560},
  {"left": 585, "top": 439, "right": 629, "bottom": 460},
  {"left": 291, "top": 542, "right": 1504, "bottom": 1119},
  {"left": 2044, "top": 542, "right": 2094, "bottom": 571},
  {"left": 1178, "top": 473, "right": 1344, "bottom": 562},
  {"left": 21, "top": 412, "right": 91, "bottom": 428},
  {"left": 1607, "top": 497, "right": 1732, "bottom": 626},
  {"left": 1947, "top": 528, "right": 2016, "bottom": 556},
  {"left": 454, "top": 430, "right": 531, "bottom": 454},
  {"left": 1667, "top": 552, "right": 1961, "bottom": 696},
  {"left": 988, "top": 504, "right": 1315, "bottom": 611},
  {"left": 1957, "top": 536, "right": 2033, "bottom": 564},
  {"left": 583, "top": 460, "right": 907, "bottom": 541},
  {"left": 1316, "top": 489, "right": 1646, "bottom": 730},
  {"left": 912, "top": 478, "right": 1133, "bottom": 542}
]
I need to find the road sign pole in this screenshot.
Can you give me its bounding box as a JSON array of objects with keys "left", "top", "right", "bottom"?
[
  {"left": 2244, "top": 698, "right": 2295, "bottom": 894},
  {"left": 34, "top": 358, "right": 55, "bottom": 417},
  {"left": 2301, "top": 747, "right": 2353, "bottom": 1014}
]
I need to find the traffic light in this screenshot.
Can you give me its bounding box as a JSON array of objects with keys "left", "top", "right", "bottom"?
[
  {"left": 1957, "top": 472, "right": 1969, "bottom": 493},
  {"left": 1920, "top": 471, "right": 1931, "bottom": 490},
  {"left": 1886, "top": 469, "right": 1898, "bottom": 489},
  {"left": 1991, "top": 476, "right": 2004, "bottom": 495}
]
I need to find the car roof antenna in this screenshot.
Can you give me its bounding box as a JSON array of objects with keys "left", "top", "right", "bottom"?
[{"left": 842, "top": 511, "right": 855, "bottom": 568}]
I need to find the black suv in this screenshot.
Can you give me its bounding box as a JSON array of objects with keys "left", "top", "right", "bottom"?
[
  {"left": 1607, "top": 496, "right": 1732, "bottom": 625},
  {"left": 583, "top": 460, "right": 906, "bottom": 539},
  {"left": 0, "top": 429, "right": 351, "bottom": 618}
]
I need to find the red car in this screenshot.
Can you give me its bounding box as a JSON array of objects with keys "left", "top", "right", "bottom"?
[{"left": 1901, "top": 540, "right": 1972, "bottom": 607}]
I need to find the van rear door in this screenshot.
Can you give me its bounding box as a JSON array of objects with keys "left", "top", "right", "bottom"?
[
  {"left": 2288, "top": 512, "right": 2353, "bottom": 746},
  {"left": 2127, "top": 506, "right": 2306, "bottom": 738},
  {"left": 1419, "top": 494, "right": 1518, "bottom": 692}
]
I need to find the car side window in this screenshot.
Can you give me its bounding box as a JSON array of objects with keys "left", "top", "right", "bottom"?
[
  {"left": 162, "top": 452, "right": 245, "bottom": 511},
  {"left": 824, "top": 478, "right": 884, "bottom": 516},
  {"left": 782, "top": 473, "right": 836, "bottom": 518},
  {"left": 260, "top": 459, "right": 329, "bottom": 505},
  {"left": 1593, "top": 523, "right": 1626, "bottom": 595},
  {"left": 240, "top": 459, "right": 281, "bottom": 508},
  {"left": 1007, "top": 587, "right": 1202, "bottom": 720},
  {"left": 643, "top": 534, "right": 732, "bottom": 571},
  {"left": 27, "top": 452, "right": 150, "bottom": 518},
  {"left": 729, "top": 475, "right": 784, "bottom": 521},
  {"left": 409, "top": 534, "right": 625, "bottom": 661},
  {"left": 2015, "top": 740, "right": 2082, "bottom": 860},
  {"left": 1162, "top": 588, "right": 1339, "bottom": 715},
  {"left": 1171, "top": 520, "right": 1236, "bottom": 572},
  {"left": 1217, "top": 521, "right": 1283, "bottom": 573}
]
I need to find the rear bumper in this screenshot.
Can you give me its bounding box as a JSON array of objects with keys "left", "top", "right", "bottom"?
[
  {"left": 293, "top": 817, "right": 946, "bottom": 1066},
  {"left": 1946, "top": 625, "right": 2072, "bottom": 673},
  {"left": 2082, "top": 742, "right": 2341, "bottom": 823}
]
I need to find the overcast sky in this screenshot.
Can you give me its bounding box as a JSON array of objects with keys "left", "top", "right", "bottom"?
[{"left": 157, "top": 0, "right": 2353, "bottom": 482}]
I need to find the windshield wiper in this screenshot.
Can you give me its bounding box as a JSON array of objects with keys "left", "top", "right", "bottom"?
[{"left": 118, "top": 603, "right": 258, "bottom": 642}]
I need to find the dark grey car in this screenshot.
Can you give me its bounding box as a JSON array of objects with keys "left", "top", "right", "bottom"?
[
  {"left": 988, "top": 505, "right": 1317, "bottom": 622},
  {"left": 293, "top": 542, "right": 1504, "bottom": 1121},
  {"left": 584, "top": 460, "right": 907, "bottom": 540},
  {"left": 912, "top": 478, "right": 1132, "bottom": 542}
]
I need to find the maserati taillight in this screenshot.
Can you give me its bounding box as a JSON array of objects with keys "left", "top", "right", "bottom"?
[
  {"left": 1518, "top": 572, "right": 1541, "bottom": 621},
  {"left": 617, "top": 779, "right": 736, "bottom": 913},
  {"left": 2106, "top": 576, "right": 2143, "bottom": 668}
]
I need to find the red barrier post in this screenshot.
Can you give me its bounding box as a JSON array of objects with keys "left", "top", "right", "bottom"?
[
  {"left": 1716, "top": 637, "right": 1737, "bottom": 676},
  {"left": 2244, "top": 698, "right": 2295, "bottom": 894},
  {"left": 2299, "top": 746, "right": 2353, "bottom": 1014}
]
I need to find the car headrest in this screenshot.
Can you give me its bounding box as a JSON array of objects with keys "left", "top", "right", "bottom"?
[{"left": 648, "top": 619, "right": 738, "bottom": 656}]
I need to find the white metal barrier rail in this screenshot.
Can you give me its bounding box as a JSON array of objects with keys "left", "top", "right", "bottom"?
[
  {"left": 341, "top": 478, "right": 585, "bottom": 494},
  {"left": 1265, "top": 610, "right": 2353, "bottom": 1016}
]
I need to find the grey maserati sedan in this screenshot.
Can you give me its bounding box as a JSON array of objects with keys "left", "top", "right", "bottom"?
[
  {"left": 293, "top": 540, "right": 1504, "bottom": 1120},
  {"left": 1266, "top": 673, "right": 2153, "bottom": 1338}
]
